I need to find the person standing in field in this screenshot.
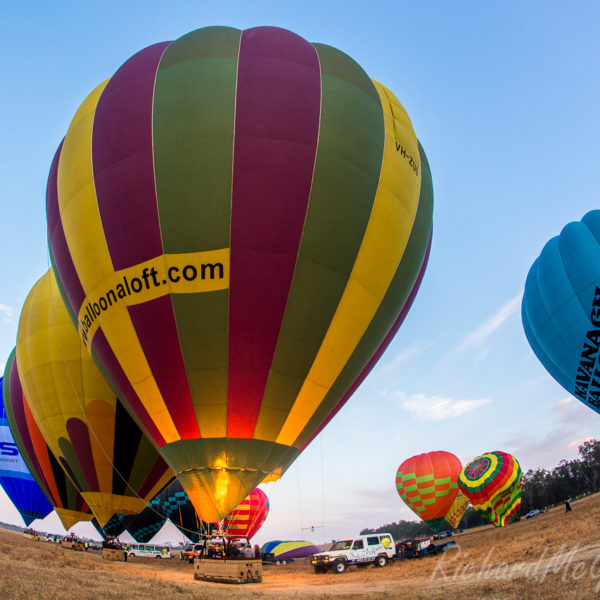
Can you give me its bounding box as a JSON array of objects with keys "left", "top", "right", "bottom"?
[{"left": 565, "top": 500, "right": 572, "bottom": 512}]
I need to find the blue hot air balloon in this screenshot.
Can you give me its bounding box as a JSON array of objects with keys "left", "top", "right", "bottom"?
[
  {"left": 0, "top": 376, "right": 53, "bottom": 525},
  {"left": 522, "top": 210, "right": 600, "bottom": 413}
]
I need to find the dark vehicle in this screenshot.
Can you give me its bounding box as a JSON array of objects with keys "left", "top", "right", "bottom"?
[{"left": 395, "top": 537, "right": 456, "bottom": 560}]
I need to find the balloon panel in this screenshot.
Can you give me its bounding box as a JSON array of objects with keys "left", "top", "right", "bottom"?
[
  {"left": 16, "top": 270, "right": 173, "bottom": 526},
  {"left": 396, "top": 451, "right": 462, "bottom": 531},
  {"left": 523, "top": 210, "right": 600, "bottom": 413},
  {"left": 48, "top": 25, "right": 433, "bottom": 522}
]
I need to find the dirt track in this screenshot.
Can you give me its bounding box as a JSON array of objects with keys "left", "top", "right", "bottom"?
[{"left": 2, "top": 495, "right": 600, "bottom": 599}]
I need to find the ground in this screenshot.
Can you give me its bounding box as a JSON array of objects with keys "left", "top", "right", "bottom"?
[{"left": 1, "top": 493, "right": 600, "bottom": 599}]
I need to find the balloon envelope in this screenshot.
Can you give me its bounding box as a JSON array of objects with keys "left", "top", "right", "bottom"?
[
  {"left": 261, "top": 540, "right": 320, "bottom": 559},
  {"left": 458, "top": 451, "right": 522, "bottom": 527},
  {"left": 395, "top": 451, "right": 462, "bottom": 531},
  {"left": 0, "top": 375, "right": 52, "bottom": 526},
  {"left": 221, "top": 487, "right": 269, "bottom": 540},
  {"left": 522, "top": 210, "right": 600, "bottom": 413},
  {"left": 3, "top": 350, "right": 92, "bottom": 530},
  {"left": 47, "top": 25, "right": 433, "bottom": 522},
  {"left": 16, "top": 270, "right": 173, "bottom": 527}
]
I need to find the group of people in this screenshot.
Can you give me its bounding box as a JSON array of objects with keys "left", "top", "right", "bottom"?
[{"left": 205, "top": 538, "right": 261, "bottom": 560}]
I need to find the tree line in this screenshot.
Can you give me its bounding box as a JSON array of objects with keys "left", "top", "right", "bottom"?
[{"left": 361, "top": 439, "right": 600, "bottom": 541}]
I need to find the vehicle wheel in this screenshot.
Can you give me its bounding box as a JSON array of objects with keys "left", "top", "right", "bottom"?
[
  {"left": 128, "top": 553, "right": 135, "bottom": 558},
  {"left": 375, "top": 555, "right": 388, "bottom": 568},
  {"left": 155, "top": 555, "right": 161, "bottom": 559},
  {"left": 275, "top": 560, "right": 281, "bottom": 565},
  {"left": 281, "top": 560, "right": 287, "bottom": 565},
  {"left": 333, "top": 560, "right": 347, "bottom": 574}
]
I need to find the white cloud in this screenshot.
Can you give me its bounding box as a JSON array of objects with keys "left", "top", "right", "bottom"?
[
  {"left": 458, "top": 293, "right": 522, "bottom": 351},
  {"left": 398, "top": 392, "right": 492, "bottom": 421},
  {"left": 0, "top": 303, "right": 15, "bottom": 324},
  {"left": 377, "top": 340, "right": 435, "bottom": 374}
]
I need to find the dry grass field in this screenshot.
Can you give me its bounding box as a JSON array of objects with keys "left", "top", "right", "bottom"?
[{"left": 2, "top": 493, "right": 600, "bottom": 599}]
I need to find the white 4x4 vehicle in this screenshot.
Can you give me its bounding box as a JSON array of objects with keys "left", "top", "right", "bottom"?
[{"left": 311, "top": 533, "right": 395, "bottom": 574}]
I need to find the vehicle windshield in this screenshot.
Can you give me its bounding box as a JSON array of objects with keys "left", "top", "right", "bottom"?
[{"left": 330, "top": 540, "right": 353, "bottom": 551}]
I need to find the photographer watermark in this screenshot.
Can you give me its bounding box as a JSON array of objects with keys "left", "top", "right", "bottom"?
[{"left": 431, "top": 542, "right": 600, "bottom": 590}]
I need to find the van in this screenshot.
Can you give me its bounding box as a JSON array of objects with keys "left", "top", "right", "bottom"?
[{"left": 126, "top": 543, "right": 171, "bottom": 559}]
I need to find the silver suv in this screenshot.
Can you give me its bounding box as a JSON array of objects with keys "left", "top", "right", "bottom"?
[{"left": 310, "top": 533, "right": 395, "bottom": 574}]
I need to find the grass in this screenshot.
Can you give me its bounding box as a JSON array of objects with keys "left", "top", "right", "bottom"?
[{"left": 2, "top": 493, "right": 600, "bottom": 598}]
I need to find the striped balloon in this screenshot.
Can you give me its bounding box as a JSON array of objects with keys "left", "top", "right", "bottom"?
[
  {"left": 221, "top": 487, "right": 269, "bottom": 540},
  {"left": 458, "top": 451, "right": 522, "bottom": 527},
  {"left": 15, "top": 270, "right": 174, "bottom": 527},
  {"left": 3, "top": 350, "right": 92, "bottom": 530},
  {"left": 47, "top": 25, "right": 433, "bottom": 523},
  {"left": 395, "top": 451, "right": 462, "bottom": 531}
]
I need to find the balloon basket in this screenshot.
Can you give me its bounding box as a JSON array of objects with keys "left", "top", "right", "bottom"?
[
  {"left": 60, "top": 540, "right": 74, "bottom": 550},
  {"left": 194, "top": 557, "right": 263, "bottom": 584},
  {"left": 103, "top": 547, "right": 125, "bottom": 561}
]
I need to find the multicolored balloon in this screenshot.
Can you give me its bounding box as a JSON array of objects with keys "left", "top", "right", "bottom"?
[
  {"left": 129, "top": 480, "right": 209, "bottom": 543},
  {"left": 395, "top": 451, "right": 462, "bottom": 531},
  {"left": 458, "top": 451, "right": 522, "bottom": 527},
  {"left": 522, "top": 210, "right": 600, "bottom": 414},
  {"left": 15, "top": 270, "right": 173, "bottom": 527},
  {"left": 221, "top": 487, "right": 269, "bottom": 540},
  {"left": 3, "top": 350, "right": 92, "bottom": 530},
  {"left": 0, "top": 375, "right": 52, "bottom": 526},
  {"left": 261, "top": 540, "right": 320, "bottom": 560},
  {"left": 47, "top": 25, "right": 433, "bottom": 522}
]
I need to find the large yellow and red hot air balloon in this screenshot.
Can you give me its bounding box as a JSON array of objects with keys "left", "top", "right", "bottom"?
[
  {"left": 46, "top": 25, "right": 433, "bottom": 522},
  {"left": 395, "top": 451, "right": 462, "bottom": 531},
  {"left": 458, "top": 451, "right": 522, "bottom": 527},
  {"left": 221, "top": 487, "right": 269, "bottom": 540},
  {"left": 15, "top": 270, "right": 173, "bottom": 527}
]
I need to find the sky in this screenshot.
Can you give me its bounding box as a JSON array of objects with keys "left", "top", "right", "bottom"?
[{"left": 1, "top": 1, "right": 599, "bottom": 548}]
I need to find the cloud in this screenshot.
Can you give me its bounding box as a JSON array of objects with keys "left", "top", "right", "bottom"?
[
  {"left": 398, "top": 392, "right": 492, "bottom": 421},
  {"left": 458, "top": 293, "right": 522, "bottom": 351},
  {"left": 377, "top": 340, "right": 435, "bottom": 374},
  {"left": 0, "top": 303, "right": 15, "bottom": 324}
]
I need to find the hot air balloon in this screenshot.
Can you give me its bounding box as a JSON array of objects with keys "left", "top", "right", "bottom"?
[
  {"left": 129, "top": 479, "right": 206, "bottom": 543},
  {"left": 523, "top": 210, "right": 600, "bottom": 414},
  {"left": 458, "top": 451, "right": 522, "bottom": 527},
  {"left": 16, "top": 270, "right": 174, "bottom": 528},
  {"left": 395, "top": 451, "right": 462, "bottom": 531},
  {"left": 127, "top": 500, "right": 167, "bottom": 544},
  {"left": 221, "top": 487, "right": 269, "bottom": 540},
  {"left": 3, "top": 349, "right": 92, "bottom": 530},
  {"left": 444, "top": 490, "right": 469, "bottom": 529},
  {"left": 47, "top": 25, "right": 434, "bottom": 523},
  {"left": 0, "top": 376, "right": 52, "bottom": 525},
  {"left": 261, "top": 540, "right": 320, "bottom": 560}
]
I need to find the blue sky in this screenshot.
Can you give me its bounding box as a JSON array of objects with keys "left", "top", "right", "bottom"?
[{"left": 1, "top": 1, "right": 599, "bottom": 546}]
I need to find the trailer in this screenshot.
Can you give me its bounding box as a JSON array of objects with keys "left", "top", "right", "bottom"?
[{"left": 395, "top": 537, "right": 456, "bottom": 560}]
